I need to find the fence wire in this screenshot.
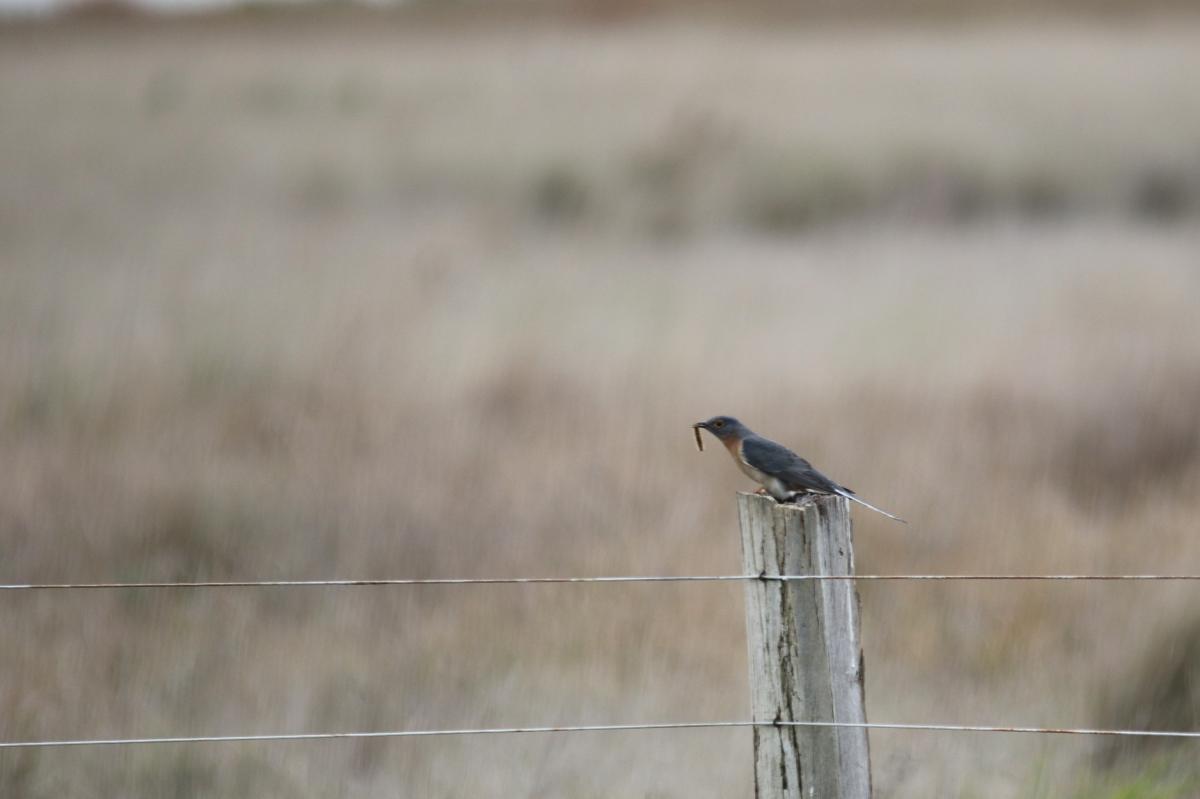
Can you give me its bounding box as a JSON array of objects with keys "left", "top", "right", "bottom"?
[
  {"left": 3, "top": 574, "right": 1200, "bottom": 590},
  {"left": 5, "top": 572, "right": 1199, "bottom": 754},
  {"left": 4, "top": 720, "right": 1199, "bottom": 750}
]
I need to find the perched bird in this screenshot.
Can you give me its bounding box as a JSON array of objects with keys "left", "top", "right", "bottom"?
[{"left": 693, "top": 415, "right": 906, "bottom": 523}]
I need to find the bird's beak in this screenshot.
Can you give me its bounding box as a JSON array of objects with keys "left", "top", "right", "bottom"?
[{"left": 692, "top": 421, "right": 707, "bottom": 430}]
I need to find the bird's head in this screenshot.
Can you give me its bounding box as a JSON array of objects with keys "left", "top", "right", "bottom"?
[{"left": 693, "top": 415, "right": 748, "bottom": 444}]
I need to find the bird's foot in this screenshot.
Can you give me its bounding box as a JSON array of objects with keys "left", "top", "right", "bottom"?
[{"left": 754, "top": 488, "right": 769, "bottom": 496}]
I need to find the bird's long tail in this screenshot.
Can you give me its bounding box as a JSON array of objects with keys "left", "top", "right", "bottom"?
[{"left": 833, "top": 488, "right": 907, "bottom": 524}]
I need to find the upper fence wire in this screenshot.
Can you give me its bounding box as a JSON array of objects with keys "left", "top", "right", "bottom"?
[{"left": 3, "top": 573, "right": 1200, "bottom": 590}]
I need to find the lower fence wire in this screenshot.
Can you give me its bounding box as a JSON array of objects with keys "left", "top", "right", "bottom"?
[{"left": 3, "top": 721, "right": 1200, "bottom": 749}]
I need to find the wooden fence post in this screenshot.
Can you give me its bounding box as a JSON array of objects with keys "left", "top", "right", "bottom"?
[{"left": 738, "top": 491, "right": 872, "bottom": 799}]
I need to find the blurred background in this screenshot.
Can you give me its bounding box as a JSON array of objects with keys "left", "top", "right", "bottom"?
[{"left": 2, "top": 0, "right": 1200, "bottom": 796}]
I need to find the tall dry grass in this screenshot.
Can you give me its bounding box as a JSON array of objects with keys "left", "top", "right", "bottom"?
[{"left": 1, "top": 14, "right": 1200, "bottom": 798}]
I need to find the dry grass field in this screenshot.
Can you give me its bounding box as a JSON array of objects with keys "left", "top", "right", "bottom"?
[{"left": 2, "top": 11, "right": 1200, "bottom": 798}]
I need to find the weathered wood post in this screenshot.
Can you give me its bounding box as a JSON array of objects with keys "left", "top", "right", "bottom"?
[{"left": 738, "top": 491, "right": 872, "bottom": 799}]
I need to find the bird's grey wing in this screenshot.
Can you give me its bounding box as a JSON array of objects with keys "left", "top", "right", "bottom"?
[{"left": 741, "top": 436, "right": 843, "bottom": 494}]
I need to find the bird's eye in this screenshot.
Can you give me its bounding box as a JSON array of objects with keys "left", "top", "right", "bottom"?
[{"left": 714, "top": 420, "right": 724, "bottom": 428}]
